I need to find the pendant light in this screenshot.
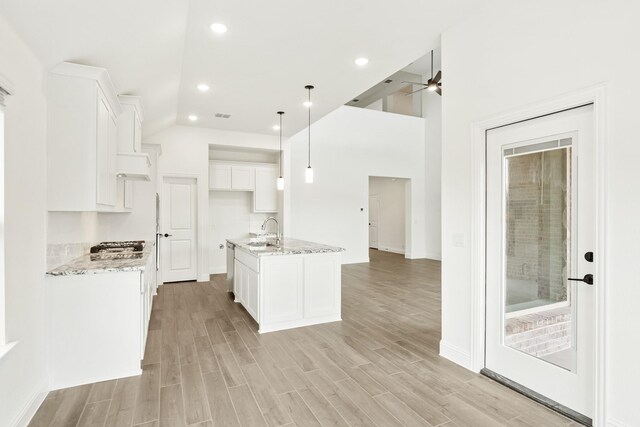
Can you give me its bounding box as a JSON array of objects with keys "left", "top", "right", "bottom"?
[
  {"left": 304, "top": 85, "right": 314, "bottom": 183},
  {"left": 276, "top": 111, "right": 285, "bottom": 190}
]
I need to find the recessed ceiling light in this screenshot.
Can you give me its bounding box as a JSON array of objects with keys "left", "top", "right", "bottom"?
[
  {"left": 272, "top": 125, "right": 280, "bottom": 130},
  {"left": 188, "top": 115, "right": 198, "bottom": 121},
  {"left": 303, "top": 101, "right": 312, "bottom": 108},
  {"left": 355, "top": 57, "right": 369, "bottom": 66},
  {"left": 197, "top": 84, "right": 210, "bottom": 92},
  {"left": 210, "top": 23, "right": 228, "bottom": 34}
]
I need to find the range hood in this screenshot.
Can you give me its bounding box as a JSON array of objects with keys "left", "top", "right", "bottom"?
[
  {"left": 117, "top": 152, "right": 151, "bottom": 181},
  {"left": 117, "top": 95, "right": 150, "bottom": 181}
]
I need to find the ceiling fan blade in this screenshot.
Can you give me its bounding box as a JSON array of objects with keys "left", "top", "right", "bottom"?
[
  {"left": 405, "top": 87, "right": 428, "bottom": 96},
  {"left": 432, "top": 71, "right": 442, "bottom": 84},
  {"left": 402, "top": 81, "right": 427, "bottom": 86},
  {"left": 435, "top": 86, "right": 442, "bottom": 96}
]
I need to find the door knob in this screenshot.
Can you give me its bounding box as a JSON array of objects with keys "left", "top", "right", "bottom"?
[
  {"left": 568, "top": 274, "right": 593, "bottom": 285},
  {"left": 157, "top": 233, "right": 172, "bottom": 238},
  {"left": 585, "top": 251, "right": 594, "bottom": 263}
]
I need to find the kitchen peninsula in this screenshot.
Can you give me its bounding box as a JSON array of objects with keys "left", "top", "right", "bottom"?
[{"left": 227, "top": 237, "right": 344, "bottom": 333}]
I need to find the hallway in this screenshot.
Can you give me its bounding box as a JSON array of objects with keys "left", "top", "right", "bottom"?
[{"left": 30, "top": 251, "right": 575, "bottom": 426}]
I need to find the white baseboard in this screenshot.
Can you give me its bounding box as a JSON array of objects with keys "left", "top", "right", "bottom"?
[
  {"left": 405, "top": 251, "right": 426, "bottom": 260},
  {"left": 197, "top": 274, "right": 210, "bottom": 283},
  {"left": 423, "top": 252, "right": 442, "bottom": 261},
  {"left": 10, "top": 382, "right": 48, "bottom": 427},
  {"left": 342, "top": 257, "right": 369, "bottom": 265},
  {"left": 439, "top": 340, "right": 475, "bottom": 372},
  {"left": 209, "top": 265, "right": 226, "bottom": 275},
  {"left": 377, "top": 247, "right": 405, "bottom": 255}
]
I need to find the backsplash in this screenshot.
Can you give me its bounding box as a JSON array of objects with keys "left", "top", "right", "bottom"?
[{"left": 46, "top": 242, "right": 91, "bottom": 271}]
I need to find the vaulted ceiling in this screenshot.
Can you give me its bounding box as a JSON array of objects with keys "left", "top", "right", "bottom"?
[{"left": 0, "top": 0, "right": 503, "bottom": 137}]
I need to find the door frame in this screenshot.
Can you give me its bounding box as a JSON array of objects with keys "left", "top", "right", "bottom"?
[
  {"left": 366, "top": 176, "right": 412, "bottom": 259},
  {"left": 469, "top": 84, "right": 608, "bottom": 425},
  {"left": 368, "top": 194, "right": 379, "bottom": 249},
  {"left": 160, "top": 173, "right": 202, "bottom": 283}
]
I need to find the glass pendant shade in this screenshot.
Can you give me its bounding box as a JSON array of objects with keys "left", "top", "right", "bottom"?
[
  {"left": 305, "top": 166, "right": 314, "bottom": 183},
  {"left": 277, "top": 176, "right": 284, "bottom": 190}
]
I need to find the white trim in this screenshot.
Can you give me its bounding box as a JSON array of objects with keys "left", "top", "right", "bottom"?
[
  {"left": 469, "top": 84, "right": 608, "bottom": 425},
  {"left": 377, "top": 247, "right": 405, "bottom": 255},
  {"left": 209, "top": 265, "right": 226, "bottom": 275},
  {"left": 258, "top": 315, "right": 341, "bottom": 334},
  {"left": 159, "top": 173, "right": 209, "bottom": 284},
  {"left": 0, "top": 71, "right": 16, "bottom": 96},
  {"left": 0, "top": 340, "right": 17, "bottom": 361},
  {"left": 439, "top": 340, "right": 474, "bottom": 371},
  {"left": 342, "top": 257, "right": 369, "bottom": 265},
  {"left": 421, "top": 252, "right": 441, "bottom": 261},
  {"left": 9, "top": 382, "right": 48, "bottom": 427}
]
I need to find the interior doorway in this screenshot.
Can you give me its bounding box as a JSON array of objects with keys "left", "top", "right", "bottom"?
[
  {"left": 368, "top": 176, "right": 408, "bottom": 255},
  {"left": 161, "top": 176, "right": 198, "bottom": 282}
]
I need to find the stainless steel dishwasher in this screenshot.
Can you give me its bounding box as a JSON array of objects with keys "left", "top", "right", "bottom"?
[{"left": 226, "top": 242, "right": 235, "bottom": 293}]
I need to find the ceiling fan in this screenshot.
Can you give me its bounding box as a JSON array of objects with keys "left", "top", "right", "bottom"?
[{"left": 403, "top": 50, "right": 442, "bottom": 96}]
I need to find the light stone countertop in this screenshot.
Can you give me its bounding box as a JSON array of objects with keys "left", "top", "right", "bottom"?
[
  {"left": 46, "top": 241, "right": 155, "bottom": 276},
  {"left": 227, "top": 237, "right": 344, "bottom": 257}
]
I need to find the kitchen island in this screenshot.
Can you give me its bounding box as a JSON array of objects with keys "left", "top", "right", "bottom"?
[{"left": 227, "top": 237, "right": 344, "bottom": 333}]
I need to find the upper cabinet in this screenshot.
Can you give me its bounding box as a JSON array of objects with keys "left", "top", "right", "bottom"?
[
  {"left": 209, "top": 162, "right": 255, "bottom": 191},
  {"left": 117, "top": 95, "right": 151, "bottom": 181},
  {"left": 253, "top": 166, "right": 278, "bottom": 212},
  {"left": 209, "top": 161, "right": 278, "bottom": 212},
  {"left": 231, "top": 166, "right": 255, "bottom": 191},
  {"left": 48, "top": 62, "right": 122, "bottom": 211}
]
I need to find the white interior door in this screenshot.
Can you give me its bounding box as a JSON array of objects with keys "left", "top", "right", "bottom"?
[
  {"left": 486, "top": 105, "right": 594, "bottom": 420},
  {"left": 161, "top": 177, "right": 198, "bottom": 282},
  {"left": 369, "top": 195, "right": 379, "bottom": 249}
]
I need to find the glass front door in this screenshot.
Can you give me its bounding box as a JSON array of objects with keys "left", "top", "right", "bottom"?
[{"left": 485, "top": 105, "right": 595, "bottom": 422}]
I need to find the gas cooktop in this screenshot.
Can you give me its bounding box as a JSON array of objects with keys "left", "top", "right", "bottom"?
[{"left": 90, "top": 240, "right": 145, "bottom": 254}]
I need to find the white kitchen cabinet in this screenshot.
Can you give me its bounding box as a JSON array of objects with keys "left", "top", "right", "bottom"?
[
  {"left": 232, "top": 246, "right": 341, "bottom": 334},
  {"left": 234, "top": 258, "right": 259, "bottom": 322},
  {"left": 210, "top": 162, "right": 232, "bottom": 190},
  {"left": 117, "top": 95, "right": 151, "bottom": 180},
  {"left": 209, "top": 161, "right": 257, "bottom": 191},
  {"left": 113, "top": 178, "right": 134, "bottom": 212},
  {"left": 231, "top": 166, "right": 255, "bottom": 190},
  {"left": 254, "top": 166, "right": 279, "bottom": 212},
  {"left": 262, "top": 255, "right": 304, "bottom": 325},
  {"left": 47, "top": 62, "right": 122, "bottom": 211},
  {"left": 47, "top": 247, "right": 156, "bottom": 389}
]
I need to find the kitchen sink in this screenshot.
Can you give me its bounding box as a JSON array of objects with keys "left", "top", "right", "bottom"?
[{"left": 246, "top": 241, "right": 277, "bottom": 248}]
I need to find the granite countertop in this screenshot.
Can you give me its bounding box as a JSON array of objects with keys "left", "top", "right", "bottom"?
[
  {"left": 47, "top": 241, "right": 155, "bottom": 276},
  {"left": 227, "top": 237, "right": 344, "bottom": 257}
]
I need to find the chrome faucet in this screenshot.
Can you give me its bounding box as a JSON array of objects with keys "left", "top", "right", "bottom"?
[{"left": 261, "top": 217, "right": 281, "bottom": 246}]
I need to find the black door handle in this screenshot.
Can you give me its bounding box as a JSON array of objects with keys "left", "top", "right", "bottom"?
[
  {"left": 568, "top": 274, "right": 593, "bottom": 285},
  {"left": 157, "top": 233, "right": 172, "bottom": 238}
]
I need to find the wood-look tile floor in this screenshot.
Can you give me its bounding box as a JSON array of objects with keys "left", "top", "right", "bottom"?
[{"left": 30, "top": 250, "right": 579, "bottom": 427}]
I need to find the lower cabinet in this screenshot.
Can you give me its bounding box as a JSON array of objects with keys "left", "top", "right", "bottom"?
[
  {"left": 233, "top": 250, "right": 341, "bottom": 334},
  {"left": 47, "top": 251, "right": 156, "bottom": 390},
  {"left": 234, "top": 259, "right": 259, "bottom": 321}
]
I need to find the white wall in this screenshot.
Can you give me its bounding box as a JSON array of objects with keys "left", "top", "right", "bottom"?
[
  {"left": 369, "top": 177, "right": 406, "bottom": 254},
  {"left": 440, "top": 1, "right": 640, "bottom": 425},
  {"left": 0, "top": 15, "right": 49, "bottom": 426},
  {"left": 423, "top": 68, "right": 442, "bottom": 261},
  {"left": 144, "top": 125, "right": 278, "bottom": 281},
  {"left": 208, "top": 192, "right": 271, "bottom": 273},
  {"left": 285, "top": 106, "right": 426, "bottom": 263}
]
